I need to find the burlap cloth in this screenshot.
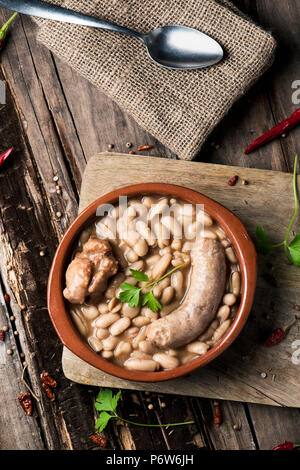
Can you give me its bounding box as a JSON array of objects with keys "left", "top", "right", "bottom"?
[{"left": 34, "top": 0, "right": 276, "bottom": 160}]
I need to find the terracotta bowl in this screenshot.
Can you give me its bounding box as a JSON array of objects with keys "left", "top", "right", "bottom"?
[{"left": 48, "top": 183, "right": 257, "bottom": 382}]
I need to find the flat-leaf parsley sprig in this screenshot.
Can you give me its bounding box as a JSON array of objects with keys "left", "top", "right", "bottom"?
[
  {"left": 119, "top": 263, "right": 185, "bottom": 313},
  {"left": 94, "top": 389, "right": 195, "bottom": 431},
  {"left": 255, "top": 155, "right": 300, "bottom": 266}
]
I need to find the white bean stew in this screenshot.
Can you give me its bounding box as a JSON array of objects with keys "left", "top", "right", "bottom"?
[{"left": 64, "top": 195, "right": 241, "bottom": 372}]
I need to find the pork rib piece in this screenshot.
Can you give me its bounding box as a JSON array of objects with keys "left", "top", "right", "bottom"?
[{"left": 63, "top": 236, "right": 118, "bottom": 304}]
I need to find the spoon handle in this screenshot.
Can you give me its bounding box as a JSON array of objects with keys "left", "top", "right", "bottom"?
[{"left": 0, "top": 0, "right": 142, "bottom": 39}]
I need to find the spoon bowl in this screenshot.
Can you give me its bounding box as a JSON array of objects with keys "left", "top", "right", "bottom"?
[
  {"left": 143, "top": 25, "right": 223, "bottom": 69},
  {"left": 0, "top": 0, "right": 224, "bottom": 70}
]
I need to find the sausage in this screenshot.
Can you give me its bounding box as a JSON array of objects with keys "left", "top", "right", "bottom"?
[{"left": 146, "top": 238, "right": 226, "bottom": 348}]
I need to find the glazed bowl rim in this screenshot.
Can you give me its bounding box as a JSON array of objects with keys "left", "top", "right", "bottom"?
[{"left": 47, "top": 182, "right": 257, "bottom": 382}]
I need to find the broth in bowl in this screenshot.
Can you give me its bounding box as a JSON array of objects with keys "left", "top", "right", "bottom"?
[{"left": 63, "top": 195, "right": 241, "bottom": 372}]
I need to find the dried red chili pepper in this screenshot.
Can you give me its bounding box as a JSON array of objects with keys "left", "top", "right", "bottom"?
[
  {"left": 18, "top": 393, "right": 33, "bottom": 416},
  {"left": 262, "top": 318, "right": 296, "bottom": 346},
  {"left": 4, "top": 293, "right": 10, "bottom": 305},
  {"left": 137, "top": 145, "right": 153, "bottom": 151},
  {"left": 0, "top": 330, "right": 5, "bottom": 341},
  {"left": 42, "top": 382, "right": 55, "bottom": 401},
  {"left": 213, "top": 401, "right": 222, "bottom": 426},
  {"left": 89, "top": 434, "right": 107, "bottom": 448},
  {"left": 0, "top": 13, "right": 18, "bottom": 51},
  {"left": 272, "top": 441, "right": 299, "bottom": 450},
  {"left": 245, "top": 108, "right": 300, "bottom": 154},
  {"left": 227, "top": 175, "right": 238, "bottom": 186},
  {"left": 0, "top": 148, "right": 14, "bottom": 168},
  {"left": 40, "top": 370, "right": 57, "bottom": 388}
]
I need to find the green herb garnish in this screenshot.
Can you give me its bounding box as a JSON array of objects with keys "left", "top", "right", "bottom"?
[
  {"left": 119, "top": 264, "right": 185, "bottom": 312},
  {"left": 95, "top": 389, "right": 194, "bottom": 431},
  {"left": 255, "top": 155, "right": 300, "bottom": 266}
]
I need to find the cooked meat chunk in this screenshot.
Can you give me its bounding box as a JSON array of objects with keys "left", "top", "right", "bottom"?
[
  {"left": 63, "top": 257, "right": 92, "bottom": 305},
  {"left": 63, "top": 236, "right": 118, "bottom": 304}
]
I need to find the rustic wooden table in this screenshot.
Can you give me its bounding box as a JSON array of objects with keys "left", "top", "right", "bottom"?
[{"left": 0, "top": 1, "right": 299, "bottom": 451}]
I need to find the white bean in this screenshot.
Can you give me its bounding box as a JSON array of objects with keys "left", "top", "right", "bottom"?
[
  {"left": 132, "top": 316, "right": 151, "bottom": 327},
  {"left": 171, "top": 271, "right": 184, "bottom": 298},
  {"left": 153, "top": 353, "right": 179, "bottom": 369},
  {"left": 102, "top": 336, "right": 119, "bottom": 351},
  {"left": 88, "top": 337, "right": 103, "bottom": 352},
  {"left": 124, "top": 326, "right": 139, "bottom": 338},
  {"left": 114, "top": 341, "right": 132, "bottom": 357},
  {"left": 101, "top": 350, "right": 113, "bottom": 359},
  {"left": 151, "top": 218, "right": 169, "bottom": 247},
  {"left": 160, "top": 286, "right": 175, "bottom": 305},
  {"left": 148, "top": 198, "right": 169, "bottom": 220},
  {"left": 96, "top": 328, "right": 110, "bottom": 340},
  {"left": 123, "top": 230, "right": 140, "bottom": 249},
  {"left": 180, "top": 352, "right": 198, "bottom": 365},
  {"left": 95, "top": 312, "right": 120, "bottom": 328},
  {"left": 196, "top": 211, "right": 213, "bottom": 227},
  {"left": 108, "top": 297, "right": 117, "bottom": 311},
  {"left": 81, "top": 305, "right": 100, "bottom": 320},
  {"left": 161, "top": 215, "right": 182, "bottom": 238},
  {"left": 141, "top": 307, "right": 159, "bottom": 321},
  {"left": 198, "top": 320, "right": 219, "bottom": 342},
  {"left": 124, "top": 276, "right": 138, "bottom": 286},
  {"left": 138, "top": 340, "right": 157, "bottom": 355},
  {"left": 216, "top": 305, "right": 231, "bottom": 322},
  {"left": 145, "top": 254, "right": 161, "bottom": 267},
  {"left": 182, "top": 241, "right": 194, "bottom": 253},
  {"left": 215, "top": 227, "right": 227, "bottom": 240},
  {"left": 225, "top": 247, "right": 237, "bottom": 264},
  {"left": 223, "top": 293, "right": 237, "bottom": 306},
  {"left": 110, "top": 317, "right": 131, "bottom": 336},
  {"left": 231, "top": 271, "right": 241, "bottom": 296},
  {"left": 70, "top": 309, "right": 88, "bottom": 336},
  {"left": 211, "top": 319, "right": 231, "bottom": 344},
  {"left": 132, "top": 326, "right": 147, "bottom": 349},
  {"left": 134, "top": 238, "right": 149, "bottom": 257},
  {"left": 151, "top": 253, "right": 172, "bottom": 280},
  {"left": 125, "top": 260, "right": 144, "bottom": 275},
  {"left": 98, "top": 303, "right": 109, "bottom": 314},
  {"left": 186, "top": 341, "right": 209, "bottom": 355},
  {"left": 136, "top": 221, "right": 156, "bottom": 246},
  {"left": 171, "top": 239, "right": 182, "bottom": 251},
  {"left": 201, "top": 229, "right": 217, "bottom": 239},
  {"left": 142, "top": 196, "right": 154, "bottom": 209},
  {"left": 130, "top": 351, "right": 153, "bottom": 360},
  {"left": 126, "top": 249, "right": 139, "bottom": 263},
  {"left": 124, "top": 358, "right": 158, "bottom": 371},
  {"left": 121, "top": 304, "right": 140, "bottom": 319},
  {"left": 221, "top": 239, "right": 231, "bottom": 248}
]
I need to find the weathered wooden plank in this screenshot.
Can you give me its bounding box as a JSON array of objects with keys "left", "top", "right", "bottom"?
[
  {"left": 0, "top": 281, "right": 45, "bottom": 450},
  {"left": 0, "top": 39, "right": 108, "bottom": 449}
]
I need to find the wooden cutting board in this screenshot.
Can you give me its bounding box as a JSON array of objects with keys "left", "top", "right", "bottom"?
[{"left": 62, "top": 153, "right": 300, "bottom": 407}]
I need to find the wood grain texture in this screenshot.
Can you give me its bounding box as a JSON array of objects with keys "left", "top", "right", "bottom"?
[{"left": 62, "top": 153, "right": 300, "bottom": 407}]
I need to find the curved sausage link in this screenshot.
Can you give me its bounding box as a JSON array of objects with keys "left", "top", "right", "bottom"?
[{"left": 146, "top": 238, "right": 226, "bottom": 349}]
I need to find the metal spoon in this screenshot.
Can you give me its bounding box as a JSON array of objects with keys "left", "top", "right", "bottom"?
[{"left": 0, "top": 0, "right": 223, "bottom": 70}]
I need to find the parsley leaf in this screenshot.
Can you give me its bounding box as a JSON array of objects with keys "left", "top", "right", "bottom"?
[
  {"left": 288, "top": 234, "right": 300, "bottom": 266},
  {"left": 254, "top": 226, "right": 276, "bottom": 255},
  {"left": 95, "top": 389, "right": 120, "bottom": 412},
  {"left": 95, "top": 411, "right": 113, "bottom": 432},
  {"left": 142, "top": 291, "right": 162, "bottom": 312},
  {"left": 94, "top": 388, "right": 195, "bottom": 431},
  {"left": 119, "top": 283, "right": 141, "bottom": 307},
  {"left": 255, "top": 155, "right": 300, "bottom": 268},
  {"left": 130, "top": 269, "right": 149, "bottom": 282}
]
